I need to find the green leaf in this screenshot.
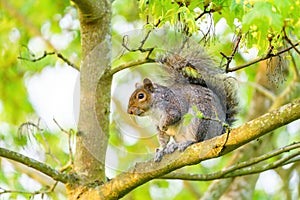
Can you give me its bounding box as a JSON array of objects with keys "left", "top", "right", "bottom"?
[
  {"left": 196, "top": 110, "right": 204, "bottom": 119},
  {"left": 242, "top": 2, "right": 283, "bottom": 31},
  {"left": 183, "top": 113, "right": 193, "bottom": 126}
]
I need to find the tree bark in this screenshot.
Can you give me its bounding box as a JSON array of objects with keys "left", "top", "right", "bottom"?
[{"left": 67, "top": 0, "right": 112, "bottom": 199}]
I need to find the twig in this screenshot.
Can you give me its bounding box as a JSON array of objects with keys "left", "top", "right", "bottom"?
[
  {"left": 160, "top": 142, "right": 300, "bottom": 181},
  {"left": 111, "top": 27, "right": 161, "bottom": 76},
  {"left": 220, "top": 33, "right": 242, "bottom": 72},
  {"left": 122, "top": 34, "right": 154, "bottom": 53},
  {"left": 227, "top": 42, "right": 300, "bottom": 72},
  {"left": 283, "top": 27, "right": 300, "bottom": 55},
  {"left": 41, "top": 131, "right": 63, "bottom": 167},
  {"left": 195, "top": 9, "right": 210, "bottom": 21},
  {"left": 122, "top": 20, "right": 160, "bottom": 54},
  {"left": 18, "top": 50, "right": 79, "bottom": 71},
  {"left": 0, "top": 181, "right": 58, "bottom": 197},
  {"left": 18, "top": 121, "right": 63, "bottom": 166},
  {"left": 199, "top": 13, "right": 214, "bottom": 44},
  {"left": 195, "top": 4, "right": 218, "bottom": 21},
  {"left": 230, "top": 149, "right": 300, "bottom": 177},
  {"left": 18, "top": 121, "right": 43, "bottom": 138},
  {"left": 0, "top": 147, "right": 76, "bottom": 183},
  {"left": 53, "top": 118, "right": 75, "bottom": 167}
]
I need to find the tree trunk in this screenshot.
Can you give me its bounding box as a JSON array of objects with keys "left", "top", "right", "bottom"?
[{"left": 66, "top": 0, "right": 112, "bottom": 199}]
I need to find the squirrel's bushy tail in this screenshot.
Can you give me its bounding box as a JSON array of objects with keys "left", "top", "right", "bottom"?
[{"left": 159, "top": 46, "right": 238, "bottom": 126}]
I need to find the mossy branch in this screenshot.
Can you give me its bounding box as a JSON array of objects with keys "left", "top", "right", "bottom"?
[{"left": 96, "top": 98, "right": 300, "bottom": 199}]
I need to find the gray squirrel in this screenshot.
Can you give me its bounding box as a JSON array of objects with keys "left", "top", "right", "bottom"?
[{"left": 127, "top": 46, "right": 238, "bottom": 162}]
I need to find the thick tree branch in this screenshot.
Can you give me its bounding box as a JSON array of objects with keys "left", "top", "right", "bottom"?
[
  {"left": 0, "top": 147, "right": 76, "bottom": 184},
  {"left": 97, "top": 98, "right": 300, "bottom": 199}
]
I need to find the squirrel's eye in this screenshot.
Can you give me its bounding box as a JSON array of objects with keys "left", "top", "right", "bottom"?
[{"left": 137, "top": 93, "right": 145, "bottom": 100}]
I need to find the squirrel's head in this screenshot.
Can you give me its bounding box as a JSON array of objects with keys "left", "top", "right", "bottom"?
[{"left": 127, "top": 78, "right": 154, "bottom": 116}]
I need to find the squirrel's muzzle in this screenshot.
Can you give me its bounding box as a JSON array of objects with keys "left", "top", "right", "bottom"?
[{"left": 127, "top": 106, "right": 144, "bottom": 116}]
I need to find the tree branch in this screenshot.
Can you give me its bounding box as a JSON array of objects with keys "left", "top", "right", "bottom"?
[
  {"left": 8, "top": 160, "right": 66, "bottom": 194},
  {"left": 18, "top": 51, "right": 79, "bottom": 71},
  {"left": 283, "top": 27, "right": 300, "bottom": 55},
  {"left": 0, "top": 147, "right": 77, "bottom": 184},
  {"left": 97, "top": 98, "right": 300, "bottom": 199},
  {"left": 227, "top": 42, "right": 300, "bottom": 72},
  {"left": 0, "top": 182, "right": 58, "bottom": 197},
  {"left": 220, "top": 32, "right": 242, "bottom": 72},
  {"left": 110, "top": 57, "right": 155, "bottom": 75},
  {"left": 160, "top": 141, "right": 300, "bottom": 181}
]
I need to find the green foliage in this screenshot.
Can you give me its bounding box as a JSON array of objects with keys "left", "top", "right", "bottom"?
[
  {"left": 242, "top": 1, "right": 283, "bottom": 50},
  {"left": 183, "top": 113, "right": 193, "bottom": 126},
  {"left": 183, "top": 105, "right": 205, "bottom": 126},
  {"left": 183, "top": 105, "right": 204, "bottom": 125},
  {"left": 137, "top": 0, "right": 300, "bottom": 54}
]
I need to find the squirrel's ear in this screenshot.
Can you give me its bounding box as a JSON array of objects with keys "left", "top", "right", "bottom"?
[{"left": 143, "top": 78, "right": 154, "bottom": 92}]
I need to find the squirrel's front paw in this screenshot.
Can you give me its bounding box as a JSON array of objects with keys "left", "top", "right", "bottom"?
[
  {"left": 154, "top": 148, "right": 164, "bottom": 162},
  {"left": 164, "top": 143, "right": 178, "bottom": 154}
]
